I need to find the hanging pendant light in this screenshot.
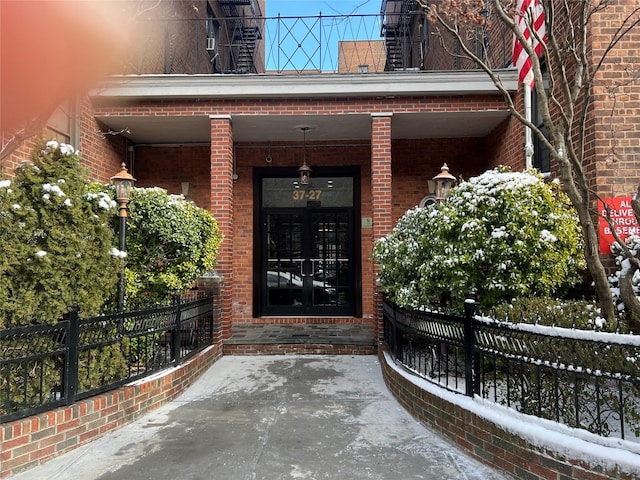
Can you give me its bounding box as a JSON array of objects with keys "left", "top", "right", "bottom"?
[{"left": 297, "top": 126, "right": 312, "bottom": 185}]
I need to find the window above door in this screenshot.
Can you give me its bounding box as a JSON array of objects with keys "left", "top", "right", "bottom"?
[{"left": 262, "top": 177, "right": 354, "bottom": 208}]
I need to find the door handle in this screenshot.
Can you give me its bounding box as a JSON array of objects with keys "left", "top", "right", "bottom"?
[
  {"left": 300, "top": 259, "right": 314, "bottom": 277},
  {"left": 300, "top": 259, "right": 308, "bottom": 277}
]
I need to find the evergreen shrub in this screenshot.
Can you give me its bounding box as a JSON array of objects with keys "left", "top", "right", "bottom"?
[
  {"left": 374, "top": 167, "right": 586, "bottom": 311},
  {"left": 120, "top": 187, "right": 223, "bottom": 305},
  {"left": 0, "top": 140, "right": 120, "bottom": 327}
]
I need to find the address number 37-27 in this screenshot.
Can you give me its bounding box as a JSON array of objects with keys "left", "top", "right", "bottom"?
[{"left": 292, "top": 190, "right": 322, "bottom": 201}]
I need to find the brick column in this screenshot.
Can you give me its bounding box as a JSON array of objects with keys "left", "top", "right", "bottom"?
[
  {"left": 210, "top": 115, "right": 233, "bottom": 340},
  {"left": 371, "top": 113, "right": 393, "bottom": 344}
]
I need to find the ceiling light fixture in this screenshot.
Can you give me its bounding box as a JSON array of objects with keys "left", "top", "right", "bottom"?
[{"left": 297, "top": 126, "right": 312, "bottom": 185}]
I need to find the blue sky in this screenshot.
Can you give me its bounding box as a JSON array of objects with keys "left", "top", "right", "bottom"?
[
  {"left": 266, "top": 0, "right": 381, "bottom": 17},
  {"left": 262, "top": 0, "right": 384, "bottom": 71}
]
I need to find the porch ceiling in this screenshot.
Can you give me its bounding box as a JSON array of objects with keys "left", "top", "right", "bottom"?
[{"left": 95, "top": 111, "right": 511, "bottom": 145}]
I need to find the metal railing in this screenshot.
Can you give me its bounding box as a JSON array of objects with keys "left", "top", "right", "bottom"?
[
  {"left": 1, "top": 293, "right": 216, "bottom": 423},
  {"left": 125, "top": 13, "right": 512, "bottom": 75},
  {"left": 383, "top": 299, "right": 640, "bottom": 441}
]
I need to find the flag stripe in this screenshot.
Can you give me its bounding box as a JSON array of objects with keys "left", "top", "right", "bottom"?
[{"left": 513, "top": 0, "right": 546, "bottom": 88}]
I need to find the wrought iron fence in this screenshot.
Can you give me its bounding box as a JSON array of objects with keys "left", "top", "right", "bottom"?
[
  {"left": 0, "top": 293, "right": 216, "bottom": 423},
  {"left": 383, "top": 299, "right": 640, "bottom": 441},
  {"left": 125, "top": 12, "right": 512, "bottom": 75}
]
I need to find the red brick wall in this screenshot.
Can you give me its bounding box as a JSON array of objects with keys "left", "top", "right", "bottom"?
[
  {"left": 78, "top": 98, "right": 128, "bottom": 183},
  {"left": 422, "top": 4, "right": 513, "bottom": 73},
  {"left": 486, "top": 113, "right": 523, "bottom": 172},
  {"left": 210, "top": 116, "right": 234, "bottom": 339},
  {"left": 120, "top": 0, "right": 214, "bottom": 75},
  {"left": 371, "top": 114, "right": 393, "bottom": 341},
  {"left": 92, "top": 96, "right": 510, "bottom": 119},
  {"left": 1, "top": 98, "right": 126, "bottom": 183},
  {"left": 133, "top": 145, "right": 211, "bottom": 209},
  {"left": 589, "top": 2, "right": 640, "bottom": 200},
  {"left": 224, "top": 343, "right": 376, "bottom": 355},
  {"left": 391, "top": 137, "right": 491, "bottom": 222},
  {"left": 371, "top": 115, "right": 394, "bottom": 238},
  {"left": 1, "top": 137, "right": 39, "bottom": 178}
]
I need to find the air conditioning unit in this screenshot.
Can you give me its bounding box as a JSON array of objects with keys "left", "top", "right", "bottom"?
[{"left": 206, "top": 37, "right": 216, "bottom": 51}]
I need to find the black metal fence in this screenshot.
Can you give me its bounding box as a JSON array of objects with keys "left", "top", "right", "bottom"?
[
  {"left": 1, "top": 293, "right": 216, "bottom": 424},
  {"left": 126, "top": 13, "right": 512, "bottom": 75},
  {"left": 383, "top": 299, "right": 640, "bottom": 441}
]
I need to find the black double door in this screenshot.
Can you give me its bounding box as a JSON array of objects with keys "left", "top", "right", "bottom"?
[{"left": 258, "top": 172, "right": 358, "bottom": 316}]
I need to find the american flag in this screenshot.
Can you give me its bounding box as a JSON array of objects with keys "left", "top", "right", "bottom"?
[{"left": 512, "top": 0, "right": 547, "bottom": 88}]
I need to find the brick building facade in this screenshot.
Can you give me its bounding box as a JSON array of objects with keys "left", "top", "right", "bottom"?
[
  {"left": 1, "top": 0, "right": 638, "bottom": 346},
  {"left": 2, "top": 1, "right": 640, "bottom": 477},
  {"left": 85, "top": 74, "right": 519, "bottom": 346}
]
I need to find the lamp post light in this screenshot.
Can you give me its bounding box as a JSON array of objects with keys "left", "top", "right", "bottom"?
[
  {"left": 432, "top": 163, "right": 456, "bottom": 201},
  {"left": 110, "top": 163, "right": 136, "bottom": 312}
]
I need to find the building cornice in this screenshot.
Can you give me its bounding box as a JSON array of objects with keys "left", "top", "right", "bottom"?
[{"left": 90, "top": 70, "right": 519, "bottom": 100}]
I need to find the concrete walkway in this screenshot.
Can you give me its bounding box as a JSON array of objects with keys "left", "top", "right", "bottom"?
[{"left": 12, "top": 356, "right": 509, "bottom": 480}]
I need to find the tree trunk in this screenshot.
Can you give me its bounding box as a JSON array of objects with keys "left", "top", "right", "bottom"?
[
  {"left": 619, "top": 260, "right": 640, "bottom": 324},
  {"left": 579, "top": 210, "right": 616, "bottom": 320},
  {"left": 554, "top": 137, "right": 616, "bottom": 320}
]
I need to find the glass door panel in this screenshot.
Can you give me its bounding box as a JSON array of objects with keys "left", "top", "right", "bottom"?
[
  {"left": 311, "top": 211, "right": 351, "bottom": 308},
  {"left": 265, "top": 213, "right": 304, "bottom": 308}
]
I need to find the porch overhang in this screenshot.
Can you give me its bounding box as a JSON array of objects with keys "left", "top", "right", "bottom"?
[
  {"left": 91, "top": 70, "right": 518, "bottom": 99},
  {"left": 91, "top": 70, "right": 518, "bottom": 144}
]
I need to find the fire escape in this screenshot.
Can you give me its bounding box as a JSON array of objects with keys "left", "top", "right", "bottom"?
[
  {"left": 381, "top": 0, "right": 419, "bottom": 71},
  {"left": 218, "top": 0, "right": 262, "bottom": 73}
]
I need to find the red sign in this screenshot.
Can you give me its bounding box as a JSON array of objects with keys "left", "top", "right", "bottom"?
[{"left": 598, "top": 197, "right": 640, "bottom": 254}]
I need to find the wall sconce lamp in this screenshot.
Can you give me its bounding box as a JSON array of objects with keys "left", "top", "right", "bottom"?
[
  {"left": 433, "top": 163, "right": 456, "bottom": 200},
  {"left": 181, "top": 181, "right": 190, "bottom": 197},
  {"left": 297, "top": 126, "right": 312, "bottom": 185}
]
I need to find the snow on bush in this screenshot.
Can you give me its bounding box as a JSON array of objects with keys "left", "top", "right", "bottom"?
[
  {"left": 374, "top": 167, "right": 586, "bottom": 311},
  {"left": 608, "top": 234, "right": 640, "bottom": 314}
]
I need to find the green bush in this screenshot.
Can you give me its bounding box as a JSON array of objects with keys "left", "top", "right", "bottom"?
[
  {"left": 374, "top": 167, "right": 586, "bottom": 311},
  {"left": 0, "top": 140, "right": 121, "bottom": 327},
  {"left": 121, "top": 187, "right": 223, "bottom": 304},
  {"left": 491, "top": 296, "right": 629, "bottom": 332},
  {"left": 486, "top": 297, "right": 638, "bottom": 437}
]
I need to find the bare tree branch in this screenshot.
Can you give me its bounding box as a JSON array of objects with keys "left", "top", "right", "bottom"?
[{"left": 416, "top": 0, "right": 640, "bottom": 320}]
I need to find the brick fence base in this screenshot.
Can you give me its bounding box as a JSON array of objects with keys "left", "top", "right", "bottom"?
[
  {"left": 379, "top": 349, "right": 640, "bottom": 480},
  {"left": 0, "top": 344, "right": 223, "bottom": 478}
]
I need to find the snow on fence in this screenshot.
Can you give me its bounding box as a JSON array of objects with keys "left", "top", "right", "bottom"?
[{"left": 383, "top": 299, "right": 640, "bottom": 441}]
